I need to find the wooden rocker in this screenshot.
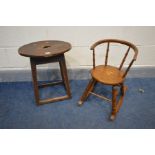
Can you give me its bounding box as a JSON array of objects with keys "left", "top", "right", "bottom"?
[{"left": 78, "top": 39, "right": 138, "bottom": 120}]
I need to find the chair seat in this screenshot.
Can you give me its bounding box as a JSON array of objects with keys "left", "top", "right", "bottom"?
[{"left": 91, "top": 65, "right": 124, "bottom": 85}]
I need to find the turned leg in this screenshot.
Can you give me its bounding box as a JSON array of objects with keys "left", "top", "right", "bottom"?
[
  {"left": 120, "top": 83, "right": 125, "bottom": 96},
  {"left": 116, "top": 84, "right": 128, "bottom": 113},
  {"left": 110, "top": 86, "right": 118, "bottom": 120},
  {"left": 78, "top": 78, "right": 96, "bottom": 106}
]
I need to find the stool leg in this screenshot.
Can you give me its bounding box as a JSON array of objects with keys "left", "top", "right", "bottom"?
[
  {"left": 59, "top": 61, "right": 65, "bottom": 84},
  {"left": 30, "top": 59, "right": 40, "bottom": 105},
  {"left": 59, "top": 56, "right": 71, "bottom": 98}
]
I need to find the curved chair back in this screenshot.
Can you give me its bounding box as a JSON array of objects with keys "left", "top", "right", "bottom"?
[{"left": 90, "top": 39, "right": 138, "bottom": 78}]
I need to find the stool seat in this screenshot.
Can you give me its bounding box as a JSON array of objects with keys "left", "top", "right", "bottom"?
[
  {"left": 19, "top": 40, "right": 71, "bottom": 58},
  {"left": 91, "top": 65, "right": 124, "bottom": 85}
]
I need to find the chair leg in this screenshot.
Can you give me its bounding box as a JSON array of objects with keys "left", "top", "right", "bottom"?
[
  {"left": 120, "top": 83, "right": 125, "bottom": 96},
  {"left": 116, "top": 84, "right": 128, "bottom": 113},
  {"left": 110, "top": 86, "right": 118, "bottom": 121},
  {"left": 78, "top": 78, "right": 96, "bottom": 106},
  {"left": 110, "top": 84, "right": 128, "bottom": 120}
]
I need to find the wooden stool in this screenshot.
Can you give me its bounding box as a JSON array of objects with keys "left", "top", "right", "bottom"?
[{"left": 18, "top": 40, "right": 71, "bottom": 105}]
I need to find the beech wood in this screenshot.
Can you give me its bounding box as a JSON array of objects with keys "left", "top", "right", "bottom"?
[{"left": 91, "top": 65, "right": 124, "bottom": 85}]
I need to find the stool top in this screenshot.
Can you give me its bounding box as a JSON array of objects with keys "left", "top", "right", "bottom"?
[{"left": 18, "top": 40, "right": 71, "bottom": 58}]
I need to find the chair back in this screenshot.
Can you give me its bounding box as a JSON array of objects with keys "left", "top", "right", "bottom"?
[{"left": 90, "top": 39, "right": 138, "bottom": 78}]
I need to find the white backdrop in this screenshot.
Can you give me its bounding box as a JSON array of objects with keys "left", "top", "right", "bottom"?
[{"left": 0, "top": 26, "right": 155, "bottom": 70}]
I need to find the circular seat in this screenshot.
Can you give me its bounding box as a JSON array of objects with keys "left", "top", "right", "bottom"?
[
  {"left": 91, "top": 65, "right": 125, "bottom": 85},
  {"left": 19, "top": 40, "right": 71, "bottom": 58}
]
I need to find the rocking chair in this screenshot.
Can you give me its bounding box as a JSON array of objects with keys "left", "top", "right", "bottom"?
[{"left": 78, "top": 39, "right": 138, "bottom": 120}]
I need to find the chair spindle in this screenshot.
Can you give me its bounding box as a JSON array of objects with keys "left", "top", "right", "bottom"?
[
  {"left": 119, "top": 47, "right": 130, "bottom": 70},
  {"left": 123, "top": 59, "right": 135, "bottom": 78},
  {"left": 105, "top": 42, "right": 110, "bottom": 66},
  {"left": 93, "top": 49, "right": 95, "bottom": 69}
]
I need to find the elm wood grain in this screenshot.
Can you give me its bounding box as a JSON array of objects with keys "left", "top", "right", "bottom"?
[
  {"left": 19, "top": 40, "right": 71, "bottom": 58},
  {"left": 78, "top": 39, "right": 138, "bottom": 120},
  {"left": 19, "top": 40, "right": 71, "bottom": 105}
]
